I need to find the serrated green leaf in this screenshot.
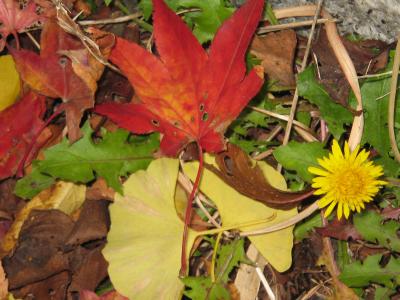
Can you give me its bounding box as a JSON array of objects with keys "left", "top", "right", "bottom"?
[
  {"left": 182, "top": 238, "right": 246, "bottom": 300},
  {"left": 357, "top": 53, "right": 400, "bottom": 177},
  {"left": 339, "top": 254, "right": 400, "bottom": 288},
  {"left": 354, "top": 210, "right": 400, "bottom": 252},
  {"left": 179, "top": 0, "right": 234, "bottom": 43},
  {"left": 216, "top": 238, "right": 247, "bottom": 283},
  {"left": 297, "top": 66, "right": 353, "bottom": 138},
  {"left": 38, "top": 123, "right": 158, "bottom": 193},
  {"left": 293, "top": 212, "right": 322, "bottom": 241},
  {"left": 374, "top": 286, "right": 396, "bottom": 300},
  {"left": 182, "top": 277, "right": 231, "bottom": 300},
  {"left": 139, "top": 0, "right": 233, "bottom": 43},
  {"left": 14, "top": 166, "right": 55, "bottom": 199},
  {"left": 273, "top": 141, "right": 329, "bottom": 182}
]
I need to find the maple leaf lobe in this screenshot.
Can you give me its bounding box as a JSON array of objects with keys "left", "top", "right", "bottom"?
[{"left": 95, "top": 0, "right": 264, "bottom": 156}]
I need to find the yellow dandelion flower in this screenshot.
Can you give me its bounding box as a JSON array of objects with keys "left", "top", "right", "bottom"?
[{"left": 308, "top": 140, "right": 387, "bottom": 219}]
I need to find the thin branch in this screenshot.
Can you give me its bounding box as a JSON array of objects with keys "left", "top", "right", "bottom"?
[
  {"left": 388, "top": 33, "right": 400, "bottom": 163},
  {"left": 256, "top": 267, "right": 276, "bottom": 300},
  {"left": 258, "top": 17, "right": 337, "bottom": 34},
  {"left": 279, "top": 0, "right": 323, "bottom": 171},
  {"left": 78, "top": 12, "right": 142, "bottom": 26},
  {"left": 26, "top": 32, "right": 40, "bottom": 50}
]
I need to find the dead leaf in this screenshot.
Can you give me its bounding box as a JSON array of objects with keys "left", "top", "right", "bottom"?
[
  {"left": 11, "top": 20, "right": 114, "bottom": 142},
  {"left": 1, "top": 181, "right": 86, "bottom": 256},
  {"left": 316, "top": 218, "right": 362, "bottom": 240},
  {"left": 251, "top": 30, "right": 297, "bottom": 87},
  {"left": 0, "top": 261, "right": 8, "bottom": 299},
  {"left": 206, "top": 143, "right": 313, "bottom": 208}
]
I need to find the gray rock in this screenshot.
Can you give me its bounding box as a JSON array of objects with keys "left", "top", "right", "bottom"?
[{"left": 268, "top": 0, "right": 400, "bottom": 42}]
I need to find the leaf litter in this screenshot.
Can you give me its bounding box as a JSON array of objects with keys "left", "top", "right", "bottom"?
[{"left": 0, "top": 0, "right": 399, "bottom": 299}]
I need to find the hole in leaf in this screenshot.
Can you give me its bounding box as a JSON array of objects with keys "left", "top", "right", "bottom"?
[
  {"left": 151, "top": 119, "right": 160, "bottom": 127},
  {"left": 58, "top": 57, "right": 68, "bottom": 68},
  {"left": 173, "top": 121, "right": 180, "bottom": 128},
  {"left": 199, "top": 103, "right": 205, "bottom": 111},
  {"left": 202, "top": 112, "right": 208, "bottom": 121}
]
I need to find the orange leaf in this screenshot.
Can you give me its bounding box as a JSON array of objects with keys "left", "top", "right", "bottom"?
[{"left": 95, "top": 0, "right": 264, "bottom": 156}]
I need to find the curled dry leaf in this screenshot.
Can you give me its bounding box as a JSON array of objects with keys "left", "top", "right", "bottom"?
[
  {"left": 206, "top": 143, "right": 314, "bottom": 209},
  {"left": 183, "top": 155, "right": 298, "bottom": 272},
  {"left": 0, "top": 91, "right": 51, "bottom": 180},
  {"left": 250, "top": 30, "right": 297, "bottom": 87},
  {"left": 11, "top": 20, "right": 114, "bottom": 142}
]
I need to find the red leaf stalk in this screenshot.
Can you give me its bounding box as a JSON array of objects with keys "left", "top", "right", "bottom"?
[{"left": 179, "top": 142, "right": 204, "bottom": 277}]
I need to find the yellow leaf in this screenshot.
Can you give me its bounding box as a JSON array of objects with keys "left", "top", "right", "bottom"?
[
  {"left": 183, "top": 154, "right": 297, "bottom": 272},
  {"left": 103, "top": 158, "right": 197, "bottom": 300},
  {"left": 0, "top": 55, "right": 20, "bottom": 112},
  {"left": 0, "top": 181, "right": 86, "bottom": 255}
]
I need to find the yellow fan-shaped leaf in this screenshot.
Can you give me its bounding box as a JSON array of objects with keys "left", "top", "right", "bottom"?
[
  {"left": 103, "top": 158, "right": 197, "bottom": 300},
  {"left": 0, "top": 55, "right": 20, "bottom": 111},
  {"left": 183, "top": 155, "right": 297, "bottom": 272}
]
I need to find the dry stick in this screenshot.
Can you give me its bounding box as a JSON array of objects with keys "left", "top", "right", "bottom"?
[
  {"left": 358, "top": 71, "right": 392, "bottom": 79},
  {"left": 258, "top": 17, "right": 336, "bottom": 34},
  {"left": 256, "top": 267, "right": 276, "bottom": 300},
  {"left": 26, "top": 32, "right": 40, "bottom": 50},
  {"left": 274, "top": 5, "right": 364, "bottom": 150},
  {"left": 78, "top": 13, "right": 142, "bottom": 26},
  {"left": 178, "top": 172, "right": 221, "bottom": 229},
  {"left": 278, "top": 0, "right": 323, "bottom": 173},
  {"left": 388, "top": 33, "right": 400, "bottom": 163}
]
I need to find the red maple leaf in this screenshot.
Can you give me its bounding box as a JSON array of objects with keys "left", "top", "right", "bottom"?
[
  {"left": 95, "top": 0, "right": 264, "bottom": 156},
  {"left": 0, "top": 91, "right": 51, "bottom": 180},
  {"left": 0, "top": 0, "right": 41, "bottom": 50},
  {"left": 11, "top": 19, "right": 114, "bottom": 142}
]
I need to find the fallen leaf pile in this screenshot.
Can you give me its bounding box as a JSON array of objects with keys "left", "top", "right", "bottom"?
[{"left": 0, "top": 0, "right": 399, "bottom": 299}]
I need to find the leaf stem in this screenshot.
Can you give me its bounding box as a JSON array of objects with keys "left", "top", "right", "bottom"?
[
  {"left": 179, "top": 143, "right": 204, "bottom": 277},
  {"left": 211, "top": 231, "right": 223, "bottom": 283}
]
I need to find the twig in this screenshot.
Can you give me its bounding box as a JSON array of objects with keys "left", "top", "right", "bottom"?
[
  {"left": 358, "top": 71, "right": 392, "bottom": 79},
  {"left": 388, "top": 33, "right": 400, "bottom": 163},
  {"left": 26, "top": 32, "right": 40, "bottom": 50},
  {"left": 256, "top": 267, "right": 276, "bottom": 300},
  {"left": 247, "top": 105, "right": 317, "bottom": 136},
  {"left": 178, "top": 171, "right": 221, "bottom": 228},
  {"left": 78, "top": 12, "right": 142, "bottom": 26},
  {"left": 240, "top": 202, "right": 319, "bottom": 236},
  {"left": 278, "top": 0, "right": 323, "bottom": 172},
  {"left": 258, "top": 17, "right": 337, "bottom": 34}
]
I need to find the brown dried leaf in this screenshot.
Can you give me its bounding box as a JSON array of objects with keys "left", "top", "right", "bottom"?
[
  {"left": 206, "top": 143, "right": 313, "bottom": 208},
  {"left": 251, "top": 30, "right": 297, "bottom": 87},
  {"left": 316, "top": 218, "right": 362, "bottom": 240}
]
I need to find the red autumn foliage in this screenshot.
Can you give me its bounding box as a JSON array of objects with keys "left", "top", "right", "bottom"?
[
  {"left": 0, "top": 91, "right": 50, "bottom": 180},
  {"left": 95, "top": 0, "right": 264, "bottom": 156},
  {"left": 0, "top": 0, "right": 41, "bottom": 50}
]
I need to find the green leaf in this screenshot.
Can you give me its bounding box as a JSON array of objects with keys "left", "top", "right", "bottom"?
[
  {"left": 216, "top": 238, "right": 247, "bottom": 283},
  {"left": 139, "top": 0, "right": 233, "bottom": 43},
  {"left": 374, "top": 286, "right": 396, "bottom": 300},
  {"left": 293, "top": 212, "right": 322, "bottom": 241},
  {"left": 182, "top": 277, "right": 231, "bottom": 300},
  {"left": 183, "top": 238, "right": 246, "bottom": 300},
  {"left": 297, "top": 66, "right": 353, "bottom": 138},
  {"left": 14, "top": 167, "right": 55, "bottom": 199},
  {"left": 179, "top": 0, "right": 234, "bottom": 43},
  {"left": 339, "top": 254, "right": 400, "bottom": 288},
  {"left": 357, "top": 53, "right": 400, "bottom": 177},
  {"left": 20, "top": 122, "right": 158, "bottom": 196},
  {"left": 354, "top": 210, "right": 400, "bottom": 252},
  {"left": 273, "top": 141, "right": 329, "bottom": 182}
]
